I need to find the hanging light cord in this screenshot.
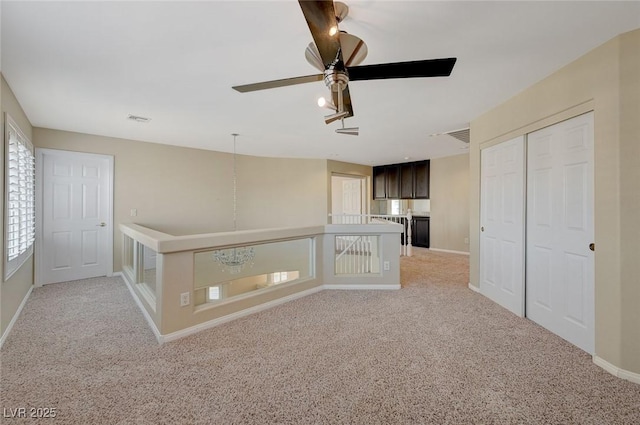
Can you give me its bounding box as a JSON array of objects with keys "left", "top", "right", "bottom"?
[{"left": 232, "top": 133, "right": 239, "bottom": 232}]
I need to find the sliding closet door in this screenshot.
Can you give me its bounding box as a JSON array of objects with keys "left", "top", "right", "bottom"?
[
  {"left": 480, "top": 136, "right": 525, "bottom": 316},
  {"left": 526, "top": 112, "right": 594, "bottom": 354}
]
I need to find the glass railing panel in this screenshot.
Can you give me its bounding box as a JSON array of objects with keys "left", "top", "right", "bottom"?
[
  {"left": 122, "top": 234, "right": 135, "bottom": 283},
  {"left": 193, "top": 238, "right": 313, "bottom": 306},
  {"left": 140, "top": 244, "right": 157, "bottom": 295},
  {"left": 123, "top": 234, "right": 134, "bottom": 271}
]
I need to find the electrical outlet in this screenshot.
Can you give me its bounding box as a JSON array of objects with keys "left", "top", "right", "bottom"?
[
  {"left": 130, "top": 208, "right": 137, "bottom": 217},
  {"left": 464, "top": 237, "right": 469, "bottom": 244},
  {"left": 383, "top": 261, "right": 390, "bottom": 271},
  {"left": 180, "top": 292, "right": 190, "bottom": 307}
]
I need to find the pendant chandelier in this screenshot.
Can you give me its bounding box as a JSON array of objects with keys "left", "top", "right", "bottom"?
[
  {"left": 212, "top": 133, "right": 255, "bottom": 274},
  {"left": 213, "top": 246, "right": 255, "bottom": 274}
]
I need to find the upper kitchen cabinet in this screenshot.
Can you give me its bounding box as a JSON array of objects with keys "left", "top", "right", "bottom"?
[
  {"left": 373, "top": 160, "right": 430, "bottom": 200},
  {"left": 413, "top": 160, "right": 430, "bottom": 199},
  {"left": 400, "top": 163, "right": 414, "bottom": 198},
  {"left": 385, "top": 165, "right": 401, "bottom": 199},
  {"left": 373, "top": 166, "right": 386, "bottom": 200}
]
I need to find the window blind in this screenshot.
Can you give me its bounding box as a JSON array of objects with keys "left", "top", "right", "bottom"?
[{"left": 4, "top": 114, "right": 35, "bottom": 280}]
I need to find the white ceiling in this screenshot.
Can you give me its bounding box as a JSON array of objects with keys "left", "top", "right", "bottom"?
[{"left": 2, "top": 1, "right": 639, "bottom": 166}]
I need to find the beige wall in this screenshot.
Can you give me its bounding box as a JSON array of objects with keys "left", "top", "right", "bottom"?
[
  {"left": 238, "top": 155, "right": 328, "bottom": 230},
  {"left": 430, "top": 154, "right": 470, "bottom": 253},
  {"left": 1, "top": 74, "right": 35, "bottom": 336},
  {"left": 618, "top": 30, "right": 640, "bottom": 373},
  {"left": 34, "top": 128, "right": 336, "bottom": 272},
  {"left": 469, "top": 29, "right": 639, "bottom": 374}
]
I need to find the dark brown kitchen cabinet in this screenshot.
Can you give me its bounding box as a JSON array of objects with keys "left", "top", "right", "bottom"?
[
  {"left": 385, "top": 165, "right": 400, "bottom": 199},
  {"left": 400, "top": 163, "right": 415, "bottom": 198},
  {"left": 373, "top": 167, "right": 386, "bottom": 199},
  {"left": 413, "top": 160, "right": 430, "bottom": 199},
  {"left": 411, "top": 217, "right": 430, "bottom": 248},
  {"left": 372, "top": 160, "right": 429, "bottom": 200}
]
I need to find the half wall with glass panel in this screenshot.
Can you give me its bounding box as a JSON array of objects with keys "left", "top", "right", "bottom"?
[
  {"left": 122, "top": 234, "right": 157, "bottom": 312},
  {"left": 194, "top": 237, "right": 314, "bottom": 308}
]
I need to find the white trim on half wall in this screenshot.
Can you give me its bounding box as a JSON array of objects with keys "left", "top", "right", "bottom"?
[
  {"left": 160, "top": 286, "right": 323, "bottom": 344},
  {"left": 119, "top": 272, "right": 162, "bottom": 343}
]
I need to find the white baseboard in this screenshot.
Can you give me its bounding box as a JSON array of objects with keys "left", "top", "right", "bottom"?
[
  {"left": 160, "top": 286, "right": 324, "bottom": 344},
  {"left": 468, "top": 283, "right": 480, "bottom": 293},
  {"left": 593, "top": 356, "right": 640, "bottom": 385},
  {"left": 0, "top": 285, "right": 34, "bottom": 349},
  {"left": 323, "top": 284, "right": 401, "bottom": 290},
  {"left": 120, "top": 273, "right": 162, "bottom": 343},
  {"left": 429, "top": 247, "right": 470, "bottom": 256}
]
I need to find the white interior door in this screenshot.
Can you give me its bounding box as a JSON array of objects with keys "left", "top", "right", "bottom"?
[
  {"left": 480, "top": 136, "right": 525, "bottom": 316},
  {"left": 37, "top": 149, "right": 113, "bottom": 285},
  {"left": 526, "top": 112, "right": 594, "bottom": 353},
  {"left": 331, "top": 175, "right": 366, "bottom": 223},
  {"left": 342, "top": 179, "right": 362, "bottom": 215}
]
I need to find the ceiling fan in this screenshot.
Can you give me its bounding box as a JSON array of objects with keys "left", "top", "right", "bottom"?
[{"left": 232, "top": 1, "right": 457, "bottom": 135}]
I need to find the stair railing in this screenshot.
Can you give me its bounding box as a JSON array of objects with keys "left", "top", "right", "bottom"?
[{"left": 329, "top": 210, "right": 413, "bottom": 256}]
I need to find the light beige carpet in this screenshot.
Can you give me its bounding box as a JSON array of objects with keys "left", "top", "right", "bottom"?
[{"left": 1, "top": 248, "right": 639, "bottom": 424}]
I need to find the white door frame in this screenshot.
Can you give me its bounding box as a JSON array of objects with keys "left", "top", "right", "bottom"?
[{"left": 35, "top": 148, "right": 114, "bottom": 287}]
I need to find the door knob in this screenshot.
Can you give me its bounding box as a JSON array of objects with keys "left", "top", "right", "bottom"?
[
  {"left": 97, "top": 222, "right": 106, "bottom": 227},
  {"left": 481, "top": 226, "right": 484, "bottom": 232},
  {"left": 589, "top": 243, "right": 595, "bottom": 251}
]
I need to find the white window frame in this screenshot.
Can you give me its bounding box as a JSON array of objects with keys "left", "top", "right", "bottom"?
[
  {"left": 390, "top": 199, "right": 401, "bottom": 215},
  {"left": 4, "top": 113, "right": 35, "bottom": 281},
  {"left": 207, "top": 285, "right": 223, "bottom": 302}
]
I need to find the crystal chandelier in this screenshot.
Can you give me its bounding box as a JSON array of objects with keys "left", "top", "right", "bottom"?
[
  {"left": 213, "top": 247, "right": 255, "bottom": 274},
  {"left": 212, "top": 133, "right": 255, "bottom": 274}
]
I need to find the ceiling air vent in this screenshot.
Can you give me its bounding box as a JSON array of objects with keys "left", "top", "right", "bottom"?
[
  {"left": 444, "top": 127, "right": 470, "bottom": 144},
  {"left": 127, "top": 114, "right": 151, "bottom": 123}
]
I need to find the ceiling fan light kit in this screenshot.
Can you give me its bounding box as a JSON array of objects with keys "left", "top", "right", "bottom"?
[
  {"left": 317, "top": 96, "right": 337, "bottom": 111},
  {"left": 335, "top": 127, "right": 359, "bottom": 136},
  {"left": 324, "top": 111, "right": 349, "bottom": 124},
  {"left": 231, "top": 1, "right": 457, "bottom": 136}
]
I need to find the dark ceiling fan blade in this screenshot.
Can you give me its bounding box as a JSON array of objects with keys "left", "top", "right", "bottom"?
[
  {"left": 348, "top": 58, "right": 457, "bottom": 81},
  {"left": 332, "top": 84, "right": 354, "bottom": 118},
  {"left": 232, "top": 74, "right": 323, "bottom": 93},
  {"left": 298, "top": 0, "right": 342, "bottom": 68}
]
